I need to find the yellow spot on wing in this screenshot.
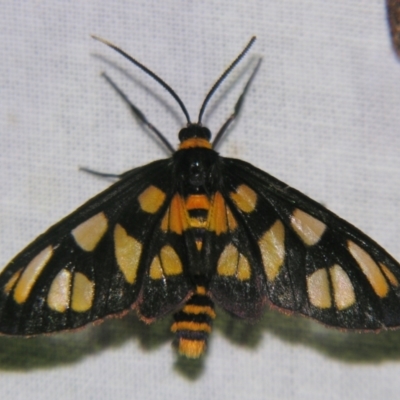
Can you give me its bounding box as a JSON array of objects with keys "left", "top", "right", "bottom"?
[
  {"left": 114, "top": 224, "right": 142, "bottom": 284},
  {"left": 177, "top": 338, "right": 206, "bottom": 358},
  {"left": 4, "top": 269, "right": 22, "bottom": 294},
  {"left": 380, "top": 263, "right": 399, "bottom": 287},
  {"left": 160, "top": 245, "right": 183, "bottom": 276},
  {"left": 307, "top": 268, "right": 332, "bottom": 308},
  {"left": 217, "top": 244, "right": 251, "bottom": 280},
  {"left": 230, "top": 184, "right": 257, "bottom": 213},
  {"left": 258, "top": 220, "right": 285, "bottom": 281},
  {"left": 237, "top": 254, "right": 251, "bottom": 281},
  {"left": 329, "top": 264, "right": 355, "bottom": 310},
  {"left": 14, "top": 246, "right": 53, "bottom": 304},
  {"left": 217, "top": 244, "right": 238, "bottom": 276},
  {"left": 149, "top": 256, "right": 163, "bottom": 280},
  {"left": 348, "top": 241, "right": 389, "bottom": 298},
  {"left": 47, "top": 269, "right": 72, "bottom": 312},
  {"left": 290, "top": 209, "right": 326, "bottom": 246},
  {"left": 71, "top": 272, "right": 94, "bottom": 312},
  {"left": 138, "top": 185, "right": 166, "bottom": 214},
  {"left": 71, "top": 212, "right": 108, "bottom": 252}
]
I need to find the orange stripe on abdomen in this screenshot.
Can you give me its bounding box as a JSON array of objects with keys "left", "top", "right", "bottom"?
[
  {"left": 185, "top": 195, "right": 210, "bottom": 251},
  {"left": 171, "top": 287, "right": 215, "bottom": 358},
  {"left": 186, "top": 194, "right": 210, "bottom": 211}
]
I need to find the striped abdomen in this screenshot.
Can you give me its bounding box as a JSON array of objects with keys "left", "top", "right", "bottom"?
[{"left": 171, "top": 286, "right": 216, "bottom": 358}]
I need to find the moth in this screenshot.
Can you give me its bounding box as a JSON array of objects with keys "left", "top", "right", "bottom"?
[{"left": 1, "top": 36, "right": 400, "bottom": 359}]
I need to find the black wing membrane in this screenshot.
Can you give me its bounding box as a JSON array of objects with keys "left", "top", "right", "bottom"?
[
  {"left": 0, "top": 159, "right": 192, "bottom": 335},
  {"left": 216, "top": 158, "right": 400, "bottom": 330}
]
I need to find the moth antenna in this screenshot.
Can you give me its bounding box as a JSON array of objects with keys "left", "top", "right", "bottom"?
[
  {"left": 197, "top": 36, "right": 256, "bottom": 124},
  {"left": 92, "top": 35, "right": 192, "bottom": 124}
]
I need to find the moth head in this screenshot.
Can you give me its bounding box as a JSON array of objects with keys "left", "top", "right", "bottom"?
[{"left": 178, "top": 124, "right": 211, "bottom": 143}]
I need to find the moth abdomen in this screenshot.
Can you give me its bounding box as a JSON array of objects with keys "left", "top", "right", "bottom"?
[{"left": 171, "top": 286, "right": 216, "bottom": 358}]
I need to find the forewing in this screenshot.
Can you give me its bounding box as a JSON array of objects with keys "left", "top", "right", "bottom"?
[
  {"left": 0, "top": 159, "right": 192, "bottom": 334},
  {"left": 212, "top": 157, "right": 400, "bottom": 329}
]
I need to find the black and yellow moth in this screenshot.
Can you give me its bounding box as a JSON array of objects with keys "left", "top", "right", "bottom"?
[{"left": 1, "top": 36, "right": 400, "bottom": 359}]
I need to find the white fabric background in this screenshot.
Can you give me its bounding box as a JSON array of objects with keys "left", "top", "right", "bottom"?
[{"left": 1, "top": 1, "right": 400, "bottom": 399}]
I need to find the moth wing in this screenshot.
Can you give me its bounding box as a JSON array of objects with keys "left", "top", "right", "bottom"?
[
  {"left": 209, "top": 157, "right": 400, "bottom": 329},
  {"left": 0, "top": 159, "right": 192, "bottom": 334}
]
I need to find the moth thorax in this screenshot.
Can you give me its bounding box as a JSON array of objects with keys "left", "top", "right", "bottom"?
[{"left": 170, "top": 286, "right": 216, "bottom": 358}]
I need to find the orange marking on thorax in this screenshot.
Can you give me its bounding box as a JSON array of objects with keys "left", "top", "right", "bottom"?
[{"left": 179, "top": 138, "right": 212, "bottom": 149}]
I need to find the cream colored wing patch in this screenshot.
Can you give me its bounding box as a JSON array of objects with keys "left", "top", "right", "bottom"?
[
  {"left": 4, "top": 269, "right": 23, "bottom": 295},
  {"left": 149, "top": 245, "right": 183, "bottom": 280},
  {"left": 290, "top": 209, "right": 326, "bottom": 246},
  {"left": 114, "top": 224, "right": 142, "bottom": 284},
  {"left": 13, "top": 246, "right": 54, "bottom": 304},
  {"left": 347, "top": 240, "right": 389, "bottom": 298},
  {"left": 160, "top": 245, "right": 183, "bottom": 276},
  {"left": 47, "top": 269, "right": 72, "bottom": 312},
  {"left": 258, "top": 220, "right": 285, "bottom": 281},
  {"left": 46, "top": 270, "right": 94, "bottom": 313},
  {"left": 307, "top": 268, "right": 331, "bottom": 309},
  {"left": 149, "top": 256, "right": 163, "bottom": 280},
  {"left": 330, "top": 264, "right": 356, "bottom": 310},
  {"left": 217, "top": 244, "right": 251, "bottom": 281},
  {"left": 306, "top": 265, "right": 356, "bottom": 310},
  {"left": 71, "top": 272, "right": 94, "bottom": 312},
  {"left": 138, "top": 185, "right": 166, "bottom": 214},
  {"left": 230, "top": 184, "right": 257, "bottom": 213},
  {"left": 71, "top": 212, "right": 108, "bottom": 252},
  {"left": 380, "top": 263, "right": 399, "bottom": 287}
]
